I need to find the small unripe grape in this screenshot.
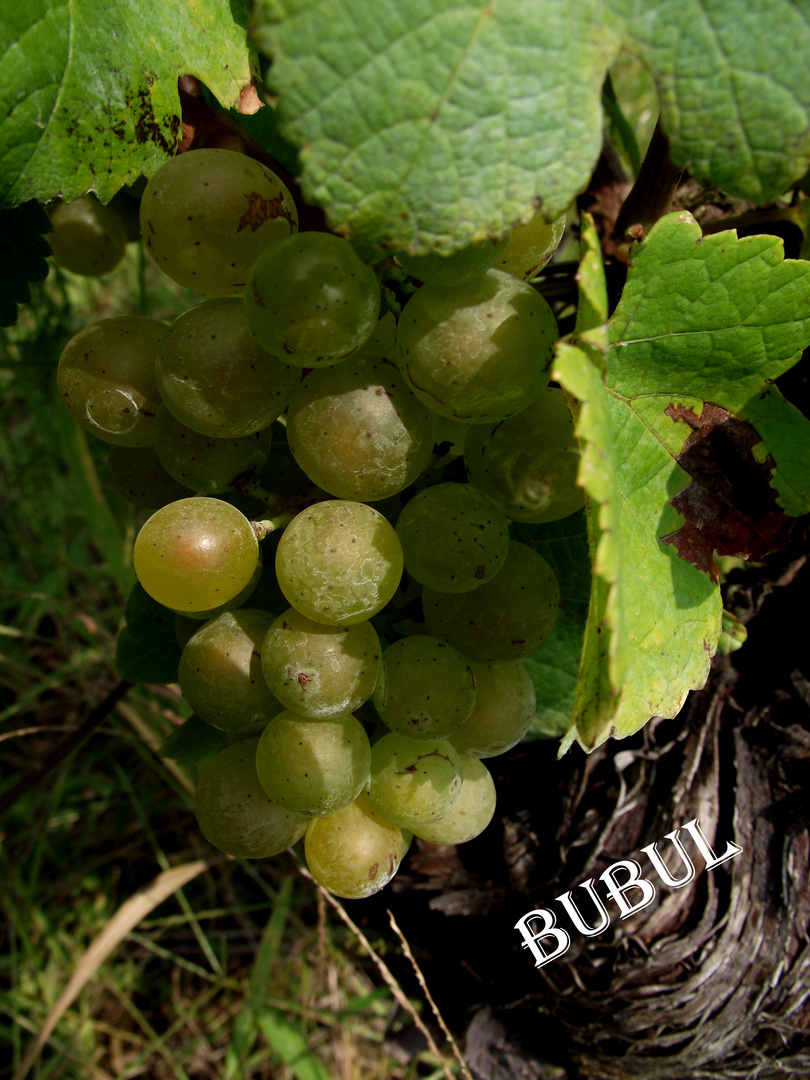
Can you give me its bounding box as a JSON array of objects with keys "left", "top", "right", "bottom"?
[
  {"left": 48, "top": 195, "right": 127, "bottom": 276},
  {"left": 397, "top": 269, "right": 558, "bottom": 424},
  {"left": 255, "top": 710, "right": 371, "bottom": 816},
  {"left": 412, "top": 756, "right": 496, "bottom": 844},
  {"left": 275, "top": 501, "right": 403, "bottom": 626},
  {"left": 244, "top": 232, "right": 380, "bottom": 367},
  {"left": 195, "top": 738, "right": 308, "bottom": 859},
  {"left": 133, "top": 496, "right": 259, "bottom": 613},
  {"left": 305, "top": 795, "right": 406, "bottom": 899},
  {"left": 57, "top": 316, "right": 166, "bottom": 446},
  {"left": 141, "top": 148, "right": 298, "bottom": 295}
]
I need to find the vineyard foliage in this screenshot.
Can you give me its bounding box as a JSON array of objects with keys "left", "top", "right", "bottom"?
[{"left": 4, "top": 0, "right": 810, "bottom": 750}]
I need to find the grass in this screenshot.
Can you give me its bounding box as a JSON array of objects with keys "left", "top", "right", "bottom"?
[{"left": 0, "top": 247, "right": 460, "bottom": 1080}]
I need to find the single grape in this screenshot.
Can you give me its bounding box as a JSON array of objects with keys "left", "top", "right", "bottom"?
[
  {"left": 449, "top": 660, "right": 536, "bottom": 758},
  {"left": 133, "top": 496, "right": 259, "bottom": 613},
  {"left": 155, "top": 297, "right": 300, "bottom": 437},
  {"left": 48, "top": 195, "right": 127, "bottom": 276},
  {"left": 493, "top": 210, "right": 567, "bottom": 281},
  {"left": 373, "top": 635, "right": 476, "bottom": 741},
  {"left": 395, "top": 482, "right": 509, "bottom": 593},
  {"left": 464, "top": 389, "right": 585, "bottom": 523},
  {"left": 244, "top": 232, "right": 380, "bottom": 367},
  {"left": 261, "top": 608, "right": 382, "bottom": 719},
  {"left": 141, "top": 148, "right": 298, "bottom": 295},
  {"left": 195, "top": 738, "right": 308, "bottom": 859},
  {"left": 411, "top": 756, "right": 496, "bottom": 844},
  {"left": 285, "top": 357, "right": 435, "bottom": 501},
  {"left": 57, "top": 316, "right": 166, "bottom": 445},
  {"left": 254, "top": 710, "right": 371, "bottom": 816},
  {"left": 304, "top": 795, "right": 406, "bottom": 899},
  {"left": 397, "top": 235, "right": 509, "bottom": 288},
  {"left": 275, "top": 501, "right": 403, "bottom": 626},
  {"left": 107, "top": 444, "right": 193, "bottom": 509},
  {"left": 396, "top": 269, "right": 558, "bottom": 424},
  {"left": 422, "top": 540, "right": 560, "bottom": 663},
  {"left": 364, "top": 732, "right": 463, "bottom": 830},
  {"left": 179, "top": 609, "right": 283, "bottom": 733},
  {"left": 154, "top": 403, "right": 272, "bottom": 494}
]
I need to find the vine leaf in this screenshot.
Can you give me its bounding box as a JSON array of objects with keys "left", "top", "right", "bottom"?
[
  {"left": 0, "top": 0, "right": 254, "bottom": 208},
  {"left": 255, "top": 0, "right": 810, "bottom": 252},
  {"left": 115, "top": 584, "right": 182, "bottom": 685},
  {"left": 555, "top": 212, "right": 810, "bottom": 753}
]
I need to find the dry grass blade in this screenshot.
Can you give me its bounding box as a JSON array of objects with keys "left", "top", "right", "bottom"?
[
  {"left": 387, "top": 909, "right": 473, "bottom": 1080},
  {"left": 12, "top": 858, "right": 214, "bottom": 1080},
  {"left": 291, "top": 853, "right": 457, "bottom": 1080}
]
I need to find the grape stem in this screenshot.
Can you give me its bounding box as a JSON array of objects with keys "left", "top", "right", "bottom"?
[{"left": 252, "top": 512, "right": 297, "bottom": 540}]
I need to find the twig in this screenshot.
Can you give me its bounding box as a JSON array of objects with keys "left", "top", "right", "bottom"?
[
  {"left": 0, "top": 679, "right": 132, "bottom": 817},
  {"left": 291, "top": 853, "right": 458, "bottom": 1080},
  {"left": 387, "top": 909, "right": 473, "bottom": 1080}
]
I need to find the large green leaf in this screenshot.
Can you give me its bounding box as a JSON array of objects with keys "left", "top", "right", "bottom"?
[
  {"left": 555, "top": 212, "right": 810, "bottom": 752},
  {"left": 0, "top": 0, "right": 254, "bottom": 207},
  {"left": 255, "top": 0, "right": 810, "bottom": 252}
]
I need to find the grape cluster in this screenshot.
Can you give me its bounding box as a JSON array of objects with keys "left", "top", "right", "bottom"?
[{"left": 55, "top": 148, "right": 584, "bottom": 900}]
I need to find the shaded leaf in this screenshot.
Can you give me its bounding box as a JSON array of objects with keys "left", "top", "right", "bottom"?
[
  {"left": 255, "top": 0, "right": 810, "bottom": 252},
  {"left": 517, "top": 512, "right": 591, "bottom": 740},
  {"left": 116, "top": 584, "right": 182, "bottom": 684},
  {"left": 0, "top": 201, "right": 51, "bottom": 326},
  {"left": 159, "top": 714, "right": 228, "bottom": 768}
]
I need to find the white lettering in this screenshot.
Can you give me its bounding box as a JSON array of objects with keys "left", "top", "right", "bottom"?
[
  {"left": 599, "top": 859, "right": 656, "bottom": 919},
  {"left": 514, "top": 908, "right": 571, "bottom": 967}
]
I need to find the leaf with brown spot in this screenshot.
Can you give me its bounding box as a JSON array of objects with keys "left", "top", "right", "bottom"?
[
  {"left": 661, "top": 403, "right": 794, "bottom": 581},
  {"left": 554, "top": 212, "right": 810, "bottom": 754}
]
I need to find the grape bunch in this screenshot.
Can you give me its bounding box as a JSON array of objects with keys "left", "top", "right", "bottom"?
[{"left": 55, "top": 147, "right": 584, "bottom": 900}]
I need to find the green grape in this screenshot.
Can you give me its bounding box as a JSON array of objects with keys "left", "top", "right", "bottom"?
[
  {"left": 285, "top": 357, "right": 435, "bottom": 501},
  {"left": 397, "top": 235, "right": 509, "bottom": 288},
  {"left": 261, "top": 608, "right": 382, "bottom": 719},
  {"left": 449, "top": 660, "right": 536, "bottom": 758},
  {"left": 411, "top": 756, "right": 496, "bottom": 844},
  {"left": 373, "top": 635, "right": 476, "bottom": 741},
  {"left": 464, "top": 388, "right": 585, "bottom": 523},
  {"left": 275, "top": 501, "right": 403, "bottom": 626},
  {"left": 107, "top": 444, "right": 193, "bottom": 509},
  {"left": 244, "top": 232, "right": 380, "bottom": 367},
  {"left": 254, "top": 710, "right": 371, "bottom": 816},
  {"left": 154, "top": 403, "right": 272, "bottom": 494},
  {"left": 364, "top": 732, "right": 463, "bottom": 830},
  {"left": 179, "top": 609, "right": 283, "bottom": 733},
  {"left": 304, "top": 795, "right": 406, "bottom": 899},
  {"left": 140, "top": 148, "right": 298, "bottom": 296},
  {"left": 155, "top": 297, "right": 300, "bottom": 438},
  {"left": 395, "top": 482, "right": 509, "bottom": 593},
  {"left": 494, "top": 209, "right": 567, "bottom": 281},
  {"left": 48, "top": 195, "right": 127, "bottom": 276},
  {"left": 396, "top": 269, "right": 558, "bottom": 424},
  {"left": 57, "top": 316, "right": 166, "bottom": 446},
  {"left": 422, "top": 540, "right": 560, "bottom": 663},
  {"left": 133, "top": 496, "right": 259, "bottom": 613},
  {"left": 194, "top": 738, "right": 308, "bottom": 859}
]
